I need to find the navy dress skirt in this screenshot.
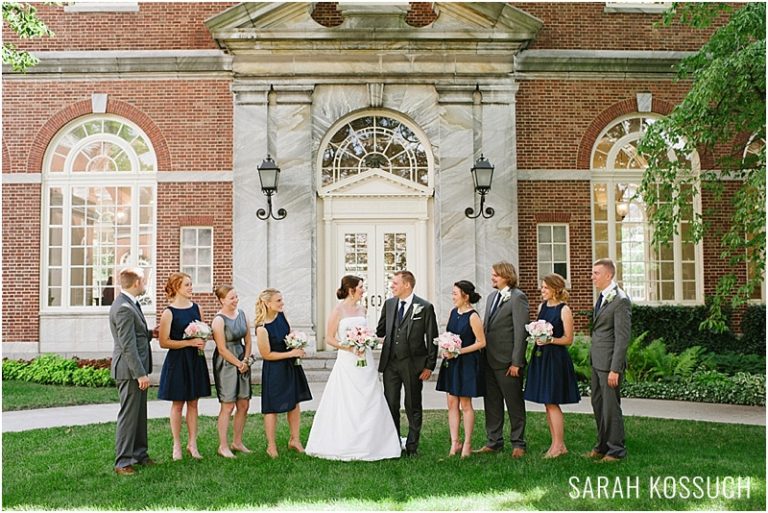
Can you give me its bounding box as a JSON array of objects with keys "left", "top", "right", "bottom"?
[
  {"left": 158, "top": 304, "right": 212, "bottom": 401},
  {"left": 260, "top": 312, "right": 312, "bottom": 414},
  {"left": 436, "top": 308, "right": 485, "bottom": 397},
  {"left": 524, "top": 302, "right": 580, "bottom": 405}
]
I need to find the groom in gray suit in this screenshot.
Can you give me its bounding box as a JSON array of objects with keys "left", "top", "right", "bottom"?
[
  {"left": 587, "top": 258, "right": 630, "bottom": 462},
  {"left": 377, "top": 270, "right": 438, "bottom": 456},
  {"left": 110, "top": 267, "right": 154, "bottom": 475},
  {"left": 477, "top": 261, "right": 529, "bottom": 458}
]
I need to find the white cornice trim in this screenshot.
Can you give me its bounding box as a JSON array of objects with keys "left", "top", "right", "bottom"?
[
  {"left": 2, "top": 173, "right": 42, "bottom": 184},
  {"left": 157, "top": 171, "right": 233, "bottom": 183},
  {"left": 516, "top": 49, "right": 694, "bottom": 76},
  {"left": 2, "top": 50, "right": 233, "bottom": 76},
  {"left": 518, "top": 170, "right": 589, "bottom": 181}
]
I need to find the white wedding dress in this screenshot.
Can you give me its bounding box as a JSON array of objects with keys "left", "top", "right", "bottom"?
[{"left": 305, "top": 316, "right": 402, "bottom": 461}]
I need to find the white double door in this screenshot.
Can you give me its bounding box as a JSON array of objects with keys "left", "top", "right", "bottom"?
[{"left": 335, "top": 221, "right": 424, "bottom": 331}]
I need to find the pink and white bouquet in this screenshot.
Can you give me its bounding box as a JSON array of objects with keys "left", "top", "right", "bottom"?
[
  {"left": 284, "top": 331, "right": 309, "bottom": 366},
  {"left": 525, "top": 320, "right": 554, "bottom": 346},
  {"left": 433, "top": 332, "right": 462, "bottom": 367},
  {"left": 184, "top": 320, "right": 211, "bottom": 356},
  {"left": 342, "top": 326, "right": 380, "bottom": 367}
]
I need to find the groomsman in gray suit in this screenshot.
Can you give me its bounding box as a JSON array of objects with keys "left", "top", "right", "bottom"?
[
  {"left": 587, "top": 258, "right": 630, "bottom": 462},
  {"left": 476, "top": 261, "right": 529, "bottom": 458},
  {"left": 110, "top": 267, "right": 154, "bottom": 475},
  {"left": 377, "top": 270, "right": 439, "bottom": 456}
]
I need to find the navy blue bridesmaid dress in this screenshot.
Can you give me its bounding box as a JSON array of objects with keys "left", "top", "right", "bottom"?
[
  {"left": 260, "top": 312, "right": 312, "bottom": 414},
  {"left": 524, "top": 302, "right": 580, "bottom": 404},
  {"left": 158, "top": 303, "right": 212, "bottom": 401},
  {"left": 436, "top": 308, "right": 485, "bottom": 397}
]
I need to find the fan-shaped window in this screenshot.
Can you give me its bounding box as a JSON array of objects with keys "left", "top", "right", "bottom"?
[
  {"left": 43, "top": 115, "right": 156, "bottom": 310},
  {"left": 591, "top": 114, "right": 701, "bottom": 304},
  {"left": 320, "top": 113, "right": 431, "bottom": 188}
]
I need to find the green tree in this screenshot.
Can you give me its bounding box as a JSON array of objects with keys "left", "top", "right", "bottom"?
[
  {"left": 2, "top": 2, "right": 54, "bottom": 72},
  {"left": 638, "top": 2, "right": 766, "bottom": 332}
]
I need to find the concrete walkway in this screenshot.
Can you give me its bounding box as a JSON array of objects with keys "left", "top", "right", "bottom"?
[{"left": 3, "top": 381, "right": 765, "bottom": 433}]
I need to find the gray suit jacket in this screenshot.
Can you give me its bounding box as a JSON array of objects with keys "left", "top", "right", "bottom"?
[
  {"left": 483, "top": 288, "right": 529, "bottom": 370},
  {"left": 110, "top": 293, "right": 153, "bottom": 380},
  {"left": 376, "top": 295, "right": 439, "bottom": 373},
  {"left": 590, "top": 287, "right": 631, "bottom": 373}
]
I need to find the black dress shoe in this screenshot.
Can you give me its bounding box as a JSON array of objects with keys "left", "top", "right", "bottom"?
[
  {"left": 138, "top": 458, "right": 156, "bottom": 466},
  {"left": 403, "top": 450, "right": 419, "bottom": 457}
]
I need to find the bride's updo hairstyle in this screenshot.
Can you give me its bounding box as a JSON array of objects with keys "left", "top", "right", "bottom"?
[
  {"left": 254, "top": 288, "right": 281, "bottom": 327},
  {"left": 454, "top": 280, "right": 482, "bottom": 304},
  {"left": 337, "top": 275, "right": 362, "bottom": 300}
]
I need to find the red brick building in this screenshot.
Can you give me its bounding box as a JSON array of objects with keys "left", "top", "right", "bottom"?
[{"left": 1, "top": 2, "right": 759, "bottom": 357}]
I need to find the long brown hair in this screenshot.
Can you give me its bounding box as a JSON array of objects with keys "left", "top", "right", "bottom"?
[{"left": 543, "top": 273, "right": 569, "bottom": 303}]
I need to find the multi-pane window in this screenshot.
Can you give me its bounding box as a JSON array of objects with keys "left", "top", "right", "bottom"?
[
  {"left": 320, "top": 112, "right": 431, "bottom": 188},
  {"left": 591, "top": 114, "right": 701, "bottom": 304},
  {"left": 181, "top": 227, "right": 214, "bottom": 293},
  {"left": 537, "top": 224, "right": 569, "bottom": 281},
  {"left": 744, "top": 136, "right": 766, "bottom": 302},
  {"left": 43, "top": 115, "right": 156, "bottom": 308}
]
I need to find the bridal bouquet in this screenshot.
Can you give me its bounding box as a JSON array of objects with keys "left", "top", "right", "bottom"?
[
  {"left": 342, "top": 326, "right": 379, "bottom": 367},
  {"left": 184, "top": 320, "right": 211, "bottom": 356},
  {"left": 433, "top": 332, "right": 462, "bottom": 367},
  {"left": 525, "top": 320, "right": 554, "bottom": 346},
  {"left": 284, "top": 331, "right": 309, "bottom": 366}
]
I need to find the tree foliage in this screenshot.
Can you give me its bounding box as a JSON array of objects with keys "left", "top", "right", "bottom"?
[
  {"left": 2, "top": 2, "right": 54, "bottom": 72},
  {"left": 638, "top": 2, "right": 766, "bottom": 332}
]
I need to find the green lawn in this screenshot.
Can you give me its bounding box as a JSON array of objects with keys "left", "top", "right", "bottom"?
[
  {"left": 1, "top": 381, "right": 260, "bottom": 411},
  {"left": 2, "top": 411, "right": 764, "bottom": 510}
]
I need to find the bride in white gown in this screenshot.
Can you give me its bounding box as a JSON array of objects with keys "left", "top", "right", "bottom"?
[{"left": 305, "top": 275, "right": 402, "bottom": 461}]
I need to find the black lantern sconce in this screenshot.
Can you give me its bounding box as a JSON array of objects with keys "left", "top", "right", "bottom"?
[
  {"left": 256, "top": 155, "right": 287, "bottom": 221},
  {"left": 464, "top": 154, "right": 495, "bottom": 219}
]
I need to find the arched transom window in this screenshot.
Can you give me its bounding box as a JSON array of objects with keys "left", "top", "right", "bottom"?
[
  {"left": 591, "top": 114, "right": 702, "bottom": 304},
  {"left": 320, "top": 113, "right": 431, "bottom": 188},
  {"left": 43, "top": 115, "right": 156, "bottom": 310}
]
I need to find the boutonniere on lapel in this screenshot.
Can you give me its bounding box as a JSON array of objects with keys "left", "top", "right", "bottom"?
[
  {"left": 499, "top": 289, "right": 512, "bottom": 303},
  {"left": 411, "top": 303, "right": 424, "bottom": 319},
  {"left": 603, "top": 289, "right": 617, "bottom": 305}
]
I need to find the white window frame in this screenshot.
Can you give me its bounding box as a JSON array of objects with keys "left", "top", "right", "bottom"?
[
  {"left": 180, "top": 226, "right": 214, "bottom": 294},
  {"left": 590, "top": 113, "right": 704, "bottom": 305},
  {"left": 536, "top": 223, "right": 571, "bottom": 283},
  {"left": 41, "top": 115, "right": 157, "bottom": 312},
  {"left": 743, "top": 135, "right": 766, "bottom": 303},
  {"left": 604, "top": 3, "right": 671, "bottom": 14}
]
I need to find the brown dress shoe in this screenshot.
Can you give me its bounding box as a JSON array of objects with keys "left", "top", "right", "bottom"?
[
  {"left": 511, "top": 448, "right": 526, "bottom": 459},
  {"left": 138, "top": 458, "right": 156, "bottom": 466},
  {"left": 584, "top": 450, "right": 605, "bottom": 459},
  {"left": 114, "top": 465, "right": 135, "bottom": 475},
  {"left": 473, "top": 446, "right": 500, "bottom": 454},
  {"left": 599, "top": 455, "right": 622, "bottom": 463}
]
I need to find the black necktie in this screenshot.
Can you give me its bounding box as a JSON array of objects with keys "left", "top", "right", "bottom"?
[
  {"left": 594, "top": 293, "right": 603, "bottom": 314},
  {"left": 489, "top": 292, "right": 501, "bottom": 318},
  {"left": 135, "top": 300, "right": 142, "bottom": 311},
  {"left": 397, "top": 300, "right": 406, "bottom": 325}
]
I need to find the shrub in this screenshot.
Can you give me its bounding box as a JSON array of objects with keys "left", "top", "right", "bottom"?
[
  {"left": 2, "top": 358, "right": 30, "bottom": 380},
  {"left": 3, "top": 354, "right": 114, "bottom": 388},
  {"left": 700, "top": 351, "right": 766, "bottom": 376},
  {"left": 631, "top": 304, "right": 739, "bottom": 354},
  {"left": 74, "top": 357, "right": 112, "bottom": 370},
  {"left": 72, "top": 366, "right": 114, "bottom": 387},
  {"left": 567, "top": 336, "right": 591, "bottom": 382},
  {"left": 740, "top": 304, "right": 766, "bottom": 355},
  {"left": 17, "top": 354, "right": 78, "bottom": 385}
]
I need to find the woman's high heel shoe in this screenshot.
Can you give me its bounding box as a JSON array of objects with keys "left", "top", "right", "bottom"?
[
  {"left": 187, "top": 446, "right": 203, "bottom": 460},
  {"left": 448, "top": 441, "right": 462, "bottom": 457},
  {"left": 287, "top": 443, "right": 305, "bottom": 454},
  {"left": 172, "top": 446, "right": 183, "bottom": 461},
  {"left": 266, "top": 447, "right": 278, "bottom": 459},
  {"left": 217, "top": 448, "right": 235, "bottom": 459},
  {"left": 231, "top": 443, "right": 251, "bottom": 454}
]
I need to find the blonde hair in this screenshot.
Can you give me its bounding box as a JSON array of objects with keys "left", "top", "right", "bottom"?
[
  {"left": 593, "top": 258, "right": 616, "bottom": 278},
  {"left": 164, "top": 272, "right": 190, "bottom": 300},
  {"left": 543, "top": 273, "right": 570, "bottom": 303},
  {"left": 254, "top": 288, "right": 281, "bottom": 327},
  {"left": 119, "top": 267, "right": 143, "bottom": 289},
  {"left": 492, "top": 261, "right": 518, "bottom": 289}
]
